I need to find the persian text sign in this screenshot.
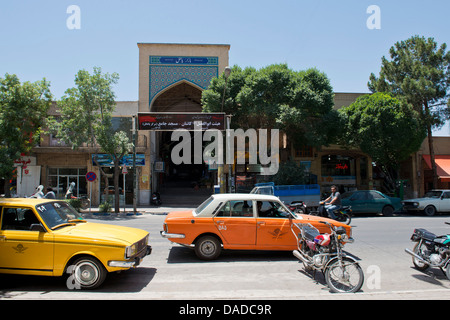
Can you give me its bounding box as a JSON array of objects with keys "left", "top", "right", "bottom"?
[{"left": 138, "top": 113, "right": 225, "bottom": 131}]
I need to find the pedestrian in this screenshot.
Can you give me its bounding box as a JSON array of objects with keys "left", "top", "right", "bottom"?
[{"left": 44, "top": 187, "right": 56, "bottom": 199}]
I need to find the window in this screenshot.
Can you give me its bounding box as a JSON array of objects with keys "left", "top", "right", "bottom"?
[
  {"left": 350, "top": 192, "right": 367, "bottom": 201},
  {"left": 256, "top": 201, "right": 291, "bottom": 218},
  {"left": 295, "top": 146, "right": 313, "bottom": 157},
  {"left": 216, "top": 201, "right": 253, "bottom": 217},
  {"left": 369, "top": 191, "right": 385, "bottom": 199},
  {"left": 1, "top": 207, "right": 40, "bottom": 231},
  {"left": 321, "top": 155, "right": 354, "bottom": 177},
  {"left": 47, "top": 167, "right": 87, "bottom": 198}
]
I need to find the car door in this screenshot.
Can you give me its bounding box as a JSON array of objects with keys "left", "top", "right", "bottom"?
[
  {"left": 255, "top": 200, "right": 297, "bottom": 249},
  {"left": 348, "top": 191, "right": 368, "bottom": 213},
  {"left": 439, "top": 192, "right": 450, "bottom": 212},
  {"left": 367, "top": 191, "right": 388, "bottom": 213},
  {"left": 0, "top": 206, "right": 54, "bottom": 274},
  {"left": 213, "top": 200, "right": 257, "bottom": 246}
]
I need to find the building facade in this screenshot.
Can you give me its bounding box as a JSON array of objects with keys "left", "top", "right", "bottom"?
[{"left": 14, "top": 43, "right": 444, "bottom": 205}]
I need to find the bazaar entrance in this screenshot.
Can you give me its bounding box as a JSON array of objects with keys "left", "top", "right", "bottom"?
[{"left": 140, "top": 82, "right": 225, "bottom": 206}]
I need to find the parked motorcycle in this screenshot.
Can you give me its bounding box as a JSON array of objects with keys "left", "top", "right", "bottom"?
[
  {"left": 405, "top": 222, "right": 450, "bottom": 280},
  {"left": 151, "top": 191, "right": 162, "bottom": 206},
  {"left": 288, "top": 200, "right": 307, "bottom": 214},
  {"left": 292, "top": 220, "right": 364, "bottom": 293},
  {"left": 308, "top": 202, "right": 352, "bottom": 225},
  {"left": 29, "top": 185, "right": 44, "bottom": 198}
]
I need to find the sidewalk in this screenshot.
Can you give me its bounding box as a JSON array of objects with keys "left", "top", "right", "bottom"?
[{"left": 80, "top": 204, "right": 195, "bottom": 217}]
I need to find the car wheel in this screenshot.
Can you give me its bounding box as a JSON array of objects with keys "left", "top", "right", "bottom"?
[
  {"left": 424, "top": 205, "right": 436, "bottom": 216},
  {"left": 382, "top": 205, "right": 394, "bottom": 217},
  {"left": 67, "top": 256, "right": 107, "bottom": 289},
  {"left": 195, "top": 235, "right": 222, "bottom": 260}
]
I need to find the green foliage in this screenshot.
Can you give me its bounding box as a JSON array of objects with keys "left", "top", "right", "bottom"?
[
  {"left": 268, "top": 160, "right": 308, "bottom": 185},
  {"left": 339, "top": 92, "right": 426, "bottom": 168},
  {"left": 99, "top": 200, "right": 112, "bottom": 213},
  {"left": 66, "top": 198, "right": 82, "bottom": 212},
  {"left": 368, "top": 35, "right": 450, "bottom": 188},
  {"left": 368, "top": 35, "right": 450, "bottom": 129},
  {"left": 48, "top": 67, "right": 120, "bottom": 149},
  {"left": 47, "top": 67, "right": 132, "bottom": 213},
  {"left": 201, "top": 64, "right": 336, "bottom": 148},
  {"left": 0, "top": 74, "right": 52, "bottom": 191}
]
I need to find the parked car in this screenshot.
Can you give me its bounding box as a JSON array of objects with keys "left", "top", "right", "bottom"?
[
  {"left": 160, "top": 193, "right": 352, "bottom": 260},
  {"left": 402, "top": 190, "right": 450, "bottom": 216},
  {"left": 341, "top": 190, "right": 402, "bottom": 216},
  {"left": 0, "top": 198, "right": 152, "bottom": 289}
]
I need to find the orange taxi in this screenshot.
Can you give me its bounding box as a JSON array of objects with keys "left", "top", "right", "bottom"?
[{"left": 161, "top": 193, "right": 352, "bottom": 260}]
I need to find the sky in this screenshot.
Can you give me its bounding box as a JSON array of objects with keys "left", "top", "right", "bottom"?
[{"left": 0, "top": 0, "right": 449, "bottom": 135}]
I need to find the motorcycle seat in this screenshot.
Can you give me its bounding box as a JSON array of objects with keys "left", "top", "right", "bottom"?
[{"left": 414, "top": 228, "right": 436, "bottom": 241}]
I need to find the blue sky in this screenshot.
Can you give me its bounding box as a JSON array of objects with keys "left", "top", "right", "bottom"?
[{"left": 0, "top": 0, "right": 449, "bottom": 134}]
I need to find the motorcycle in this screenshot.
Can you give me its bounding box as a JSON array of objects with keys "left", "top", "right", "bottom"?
[
  {"left": 292, "top": 220, "right": 364, "bottom": 293},
  {"left": 288, "top": 200, "right": 307, "bottom": 214},
  {"left": 308, "top": 202, "right": 352, "bottom": 225},
  {"left": 151, "top": 191, "right": 162, "bottom": 206},
  {"left": 29, "top": 185, "right": 44, "bottom": 198},
  {"left": 405, "top": 222, "right": 450, "bottom": 280}
]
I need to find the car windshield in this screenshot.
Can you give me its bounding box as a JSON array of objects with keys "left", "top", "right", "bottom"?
[
  {"left": 424, "top": 191, "right": 443, "bottom": 198},
  {"left": 341, "top": 192, "right": 355, "bottom": 199},
  {"left": 36, "top": 201, "right": 85, "bottom": 230}
]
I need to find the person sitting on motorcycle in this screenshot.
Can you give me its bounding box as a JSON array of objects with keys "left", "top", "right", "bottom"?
[{"left": 322, "top": 185, "right": 341, "bottom": 219}]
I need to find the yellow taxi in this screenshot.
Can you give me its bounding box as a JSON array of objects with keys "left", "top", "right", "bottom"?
[{"left": 0, "top": 198, "right": 151, "bottom": 289}]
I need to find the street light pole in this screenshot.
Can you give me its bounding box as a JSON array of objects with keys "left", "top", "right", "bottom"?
[{"left": 132, "top": 115, "right": 137, "bottom": 214}]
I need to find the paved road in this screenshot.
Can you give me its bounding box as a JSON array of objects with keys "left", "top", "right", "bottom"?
[{"left": 1, "top": 209, "right": 450, "bottom": 301}]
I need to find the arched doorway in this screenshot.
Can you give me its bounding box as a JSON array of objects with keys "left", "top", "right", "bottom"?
[
  {"left": 151, "top": 81, "right": 213, "bottom": 205},
  {"left": 151, "top": 81, "right": 203, "bottom": 113}
]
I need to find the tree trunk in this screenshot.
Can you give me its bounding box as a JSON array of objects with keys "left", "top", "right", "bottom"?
[
  {"left": 424, "top": 101, "right": 439, "bottom": 189},
  {"left": 114, "top": 158, "right": 120, "bottom": 214},
  {"left": 426, "top": 125, "right": 439, "bottom": 189}
]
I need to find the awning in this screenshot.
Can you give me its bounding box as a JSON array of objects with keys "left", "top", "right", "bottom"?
[{"left": 423, "top": 155, "right": 450, "bottom": 182}]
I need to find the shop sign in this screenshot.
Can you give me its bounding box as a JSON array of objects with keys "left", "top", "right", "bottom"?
[
  {"left": 321, "top": 176, "right": 356, "bottom": 185},
  {"left": 138, "top": 112, "right": 225, "bottom": 131},
  {"left": 92, "top": 154, "right": 145, "bottom": 167}
]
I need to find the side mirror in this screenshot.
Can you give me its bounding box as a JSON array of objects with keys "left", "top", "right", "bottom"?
[{"left": 30, "top": 224, "right": 46, "bottom": 232}]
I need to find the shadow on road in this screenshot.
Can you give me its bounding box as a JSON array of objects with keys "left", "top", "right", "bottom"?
[
  {"left": 166, "top": 246, "right": 297, "bottom": 264},
  {"left": 0, "top": 267, "right": 156, "bottom": 298}
]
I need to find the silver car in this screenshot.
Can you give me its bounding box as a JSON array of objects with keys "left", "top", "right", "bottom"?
[{"left": 402, "top": 190, "right": 450, "bottom": 216}]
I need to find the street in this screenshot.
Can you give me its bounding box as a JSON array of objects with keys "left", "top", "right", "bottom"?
[{"left": 1, "top": 211, "right": 450, "bottom": 300}]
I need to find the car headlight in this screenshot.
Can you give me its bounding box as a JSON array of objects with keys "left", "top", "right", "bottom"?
[{"left": 125, "top": 244, "right": 137, "bottom": 259}]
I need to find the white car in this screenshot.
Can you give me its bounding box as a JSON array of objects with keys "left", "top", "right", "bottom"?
[{"left": 402, "top": 190, "right": 450, "bottom": 216}]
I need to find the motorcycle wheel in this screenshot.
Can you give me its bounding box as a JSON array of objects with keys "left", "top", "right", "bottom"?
[
  {"left": 325, "top": 257, "right": 364, "bottom": 293},
  {"left": 335, "top": 213, "right": 351, "bottom": 225},
  {"left": 412, "top": 242, "right": 429, "bottom": 271},
  {"left": 446, "top": 266, "right": 450, "bottom": 281}
]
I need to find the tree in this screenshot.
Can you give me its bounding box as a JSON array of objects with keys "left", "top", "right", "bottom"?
[
  {"left": 339, "top": 93, "right": 426, "bottom": 193},
  {"left": 48, "top": 67, "right": 132, "bottom": 213},
  {"left": 368, "top": 35, "right": 450, "bottom": 188},
  {"left": 0, "top": 74, "right": 52, "bottom": 196},
  {"left": 202, "top": 64, "right": 337, "bottom": 148}
]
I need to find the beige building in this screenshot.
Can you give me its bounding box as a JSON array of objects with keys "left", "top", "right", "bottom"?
[{"left": 16, "top": 43, "right": 446, "bottom": 206}]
